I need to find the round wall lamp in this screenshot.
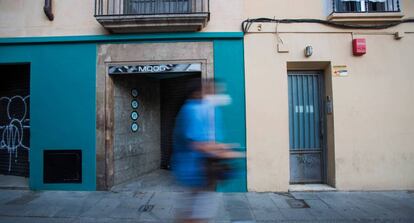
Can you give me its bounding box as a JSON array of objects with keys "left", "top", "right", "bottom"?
[
  {"left": 131, "top": 111, "right": 139, "bottom": 120},
  {"left": 131, "top": 122, "right": 139, "bottom": 132},
  {"left": 131, "top": 89, "right": 138, "bottom": 97},
  {"left": 305, "top": 46, "right": 313, "bottom": 57},
  {"left": 131, "top": 99, "right": 139, "bottom": 109}
]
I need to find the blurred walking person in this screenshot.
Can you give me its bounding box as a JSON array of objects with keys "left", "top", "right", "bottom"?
[{"left": 171, "top": 78, "right": 242, "bottom": 223}]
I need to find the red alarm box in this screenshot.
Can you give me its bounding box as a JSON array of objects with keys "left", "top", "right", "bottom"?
[{"left": 353, "top": 38, "right": 366, "bottom": 56}]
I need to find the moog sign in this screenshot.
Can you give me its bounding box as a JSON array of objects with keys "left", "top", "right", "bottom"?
[
  {"left": 137, "top": 65, "right": 167, "bottom": 73},
  {"left": 108, "top": 63, "right": 201, "bottom": 75}
]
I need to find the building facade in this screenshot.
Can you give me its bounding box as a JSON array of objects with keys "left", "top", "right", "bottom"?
[
  {"left": 0, "top": 0, "right": 413, "bottom": 192},
  {"left": 244, "top": 0, "right": 414, "bottom": 191},
  {"left": 0, "top": 0, "right": 246, "bottom": 192}
]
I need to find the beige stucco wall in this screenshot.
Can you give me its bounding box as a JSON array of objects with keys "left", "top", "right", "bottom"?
[
  {"left": 245, "top": 0, "right": 414, "bottom": 191},
  {"left": 0, "top": 0, "right": 244, "bottom": 37}
]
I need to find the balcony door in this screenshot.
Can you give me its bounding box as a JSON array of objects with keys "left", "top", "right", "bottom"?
[{"left": 125, "top": 0, "right": 191, "bottom": 15}]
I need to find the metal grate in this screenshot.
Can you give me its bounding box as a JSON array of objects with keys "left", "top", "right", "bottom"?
[
  {"left": 286, "top": 199, "right": 310, "bottom": 209},
  {"left": 138, "top": 204, "right": 154, "bottom": 212}
]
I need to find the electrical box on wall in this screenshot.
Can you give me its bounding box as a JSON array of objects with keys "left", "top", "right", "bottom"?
[{"left": 353, "top": 38, "right": 366, "bottom": 56}]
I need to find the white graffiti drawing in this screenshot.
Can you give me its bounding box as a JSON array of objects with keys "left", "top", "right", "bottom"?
[{"left": 0, "top": 95, "right": 30, "bottom": 172}]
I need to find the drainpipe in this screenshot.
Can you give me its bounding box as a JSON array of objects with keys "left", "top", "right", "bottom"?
[{"left": 43, "top": 0, "right": 54, "bottom": 21}]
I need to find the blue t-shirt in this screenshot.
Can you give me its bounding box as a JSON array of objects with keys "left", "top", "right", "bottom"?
[{"left": 171, "top": 99, "right": 210, "bottom": 188}]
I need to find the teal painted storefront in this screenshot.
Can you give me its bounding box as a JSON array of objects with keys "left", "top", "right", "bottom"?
[{"left": 0, "top": 33, "right": 246, "bottom": 192}]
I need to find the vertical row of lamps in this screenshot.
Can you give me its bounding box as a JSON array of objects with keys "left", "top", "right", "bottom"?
[{"left": 131, "top": 89, "right": 140, "bottom": 132}]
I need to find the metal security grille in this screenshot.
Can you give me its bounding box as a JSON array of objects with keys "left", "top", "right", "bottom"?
[
  {"left": 95, "top": 0, "right": 209, "bottom": 16},
  {"left": 0, "top": 64, "right": 30, "bottom": 177},
  {"left": 125, "top": 0, "right": 191, "bottom": 14},
  {"left": 332, "top": 0, "right": 400, "bottom": 13},
  {"left": 288, "top": 71, "right": 324, "bottom": 184}
]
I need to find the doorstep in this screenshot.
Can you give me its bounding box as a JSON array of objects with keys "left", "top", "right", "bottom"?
[
  {"left": 289, "top": 184, "right": 336, "bottom": 192},
  {"left": 0, "top": 175, "right": 29, "bottom": 190}
]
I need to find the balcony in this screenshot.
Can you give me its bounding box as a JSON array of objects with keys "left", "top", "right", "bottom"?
[
  {"left": 94, "top": 0, "right": 210, "bottom": 33},
  {"left": 328, "top": 0, "right": 403, "bottom": 22},
  {"left": 332, "top": 0, "right": 400, "bottom": 13}
]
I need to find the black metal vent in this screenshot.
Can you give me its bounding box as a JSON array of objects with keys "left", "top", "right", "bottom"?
[{"left": 43, "top": 150, "right": 82, "bottom": 183}]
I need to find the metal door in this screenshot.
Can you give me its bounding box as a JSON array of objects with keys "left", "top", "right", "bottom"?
[{"left": 288, "top": 71, "right": 324, "bottom": 183}]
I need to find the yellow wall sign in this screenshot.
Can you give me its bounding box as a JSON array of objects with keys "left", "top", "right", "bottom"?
[{"left": 333, "top": 65, "right": 348, "bottom": 77}]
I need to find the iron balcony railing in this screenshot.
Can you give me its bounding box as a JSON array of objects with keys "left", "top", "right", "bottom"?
[
  {"left": 332, "top": 0, "right": 400, "bottom": 13},
  {"left": 95, "top": 0, "right": 209, "bottom": 16}
]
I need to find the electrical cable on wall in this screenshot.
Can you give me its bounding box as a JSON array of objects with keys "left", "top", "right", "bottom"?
[{"left": 242, "top": 18, "right": 414, "bottom": 33}]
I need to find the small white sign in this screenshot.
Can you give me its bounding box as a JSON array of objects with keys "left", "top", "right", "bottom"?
[{"left": 333, "top": 65, "right": 348, "bottom": 77}]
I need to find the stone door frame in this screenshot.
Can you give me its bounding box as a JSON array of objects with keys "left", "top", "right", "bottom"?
[{"left": 96, "top": 42, "right": 214, "bottom": 190}]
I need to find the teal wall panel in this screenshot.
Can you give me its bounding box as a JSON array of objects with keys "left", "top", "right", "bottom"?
[
  {"left": 0, "top": 44, "right": 97, "bottom": 190},
  {"left": 214, "top": 39, "right": 247, "bottom": 192},
  {"left": 0, "top": 33, "right": 246, "bottom": 192}
]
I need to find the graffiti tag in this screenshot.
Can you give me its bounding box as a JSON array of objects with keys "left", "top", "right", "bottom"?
[{"left": 0, "top": 95, "right": 30, "bottom": 172}]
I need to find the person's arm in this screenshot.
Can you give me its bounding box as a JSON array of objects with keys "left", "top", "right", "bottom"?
[
  {"left": 192, "top": 142, "right": 244, "bottom": 159},
  {"left": 183, "top": 104, "right": 244, "bottom": 159}
]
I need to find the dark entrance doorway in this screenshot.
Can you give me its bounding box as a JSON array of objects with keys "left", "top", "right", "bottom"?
[
  {"left": 110, "top": 70, "right": 201, "bottom": 189},
  {"left": 288, "top": 71, "right": 325, "bottom": 184},
  {"left": 0, "top": 64, "right": 30, "bottom": 178},
  {"left": 160, "top": 74, "right": 201, "bottom": 169}
]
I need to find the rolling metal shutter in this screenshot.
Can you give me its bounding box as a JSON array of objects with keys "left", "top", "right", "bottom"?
[{"left": 0, "top": 64, "right": 30, "bottom": 177}]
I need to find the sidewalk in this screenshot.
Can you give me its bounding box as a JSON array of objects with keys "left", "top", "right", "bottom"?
[{"left": 0, "top": 189, "right": 413, "bottom": 223}]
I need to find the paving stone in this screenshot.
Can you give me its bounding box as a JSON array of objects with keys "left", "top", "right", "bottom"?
[
  {"left": 278, "top": 208, "right": 316, "bottom": 220},
  {"left": 22, "top": 203, "right": 63, "bottom": 218},
  {"left": 77, "top": 217, "right": 146, "bottom": 223},
  {"left": 308, "top": 207, "right": 345, "bottom": 220},
  {"left": 223, "top": 194, "right": 249, "bottom": 209},
  {"left": 0, "top": 190, "right": 30, "bottom": 205},
  {"left": 138, "top": 211, "right": 166, "bottom": 222},
  {"left": 333, "top": 206, "right": 374, "bottom": 220},
  {"left": 51, "top": 195, "right": 103, "bottom": 218},
  {"left": 251, "top": 209, "right": 285, "bottom": 221},
  {"left": 291, "top": 192, "right": 320, "bottom": 200},
  {"left": 150, "top": 206, "right": 174, "bottom": 219},
  {"left": 80, "top": 198, "right": 121, "bottom": 218},
  {"left": 0, "top": 216, "right": 76, "bottom": 223},
  {"left": 226, "top": 208, "right": 254, "bottom": 221},
  {"left": 215, "top": 203, "right": 231, "bottom": 221},
  {"left": 305, "top": 199, "right": 330, "bottom": 209},
  {"left": 5, "top": 191, "right": 41, "bottom": 205},
  {"left": 268, "top": 197, "right": 291, "bottom": 209},
  {"left": 1, "top": 190, "right": 414, "bottom": 222},
  {"left": 246, "top": 193, "right": 278, "bottom": 210}
]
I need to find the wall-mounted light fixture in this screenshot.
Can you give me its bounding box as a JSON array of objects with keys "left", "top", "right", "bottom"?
[
  {"left": 44, "top": 0, "right": 54, "bottom": 21},
  {"left": 304, "top": 46, "right": 313, "bottom": 57}
]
